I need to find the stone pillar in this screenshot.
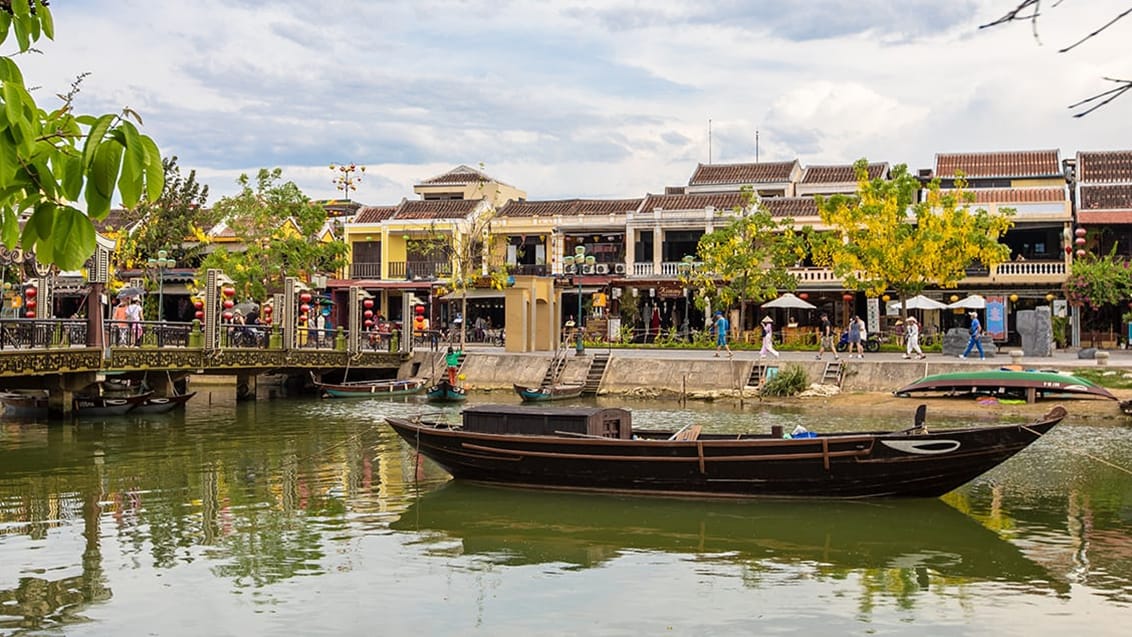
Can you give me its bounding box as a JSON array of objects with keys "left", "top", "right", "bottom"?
[{"left": 235, "top": 373, "right": 257, "bottom": 401}]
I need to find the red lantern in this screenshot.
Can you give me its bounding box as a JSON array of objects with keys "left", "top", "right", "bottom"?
[
  {"left": 300, "top": 303, "right": 311, "bottom": 313},
  {"left": 265, "top": 316, "right": 273, "bottom": 325},
  {"left": 364, "top": 319, "right": 374, "bottom": 328},
  {"left": 1075, "top": 237, "right": 1086, "bottom": 246},
  {"left": 24, "top": 310, "right": 35, "bottom": 318},
  {"left": 263, "top": 305, "right": 273, "bottom": 315},
  {"left": 299, "top": 292, "right": 312, "bottom": 303},
  {"left": 363, "top": 299, "right": 374, "bottom": 309},
  {"left": 798, "top": 292, "right": 808, "bottom": 300},
  {"left": 415, "top": 305, "right": 425, "bottom": 315},
  {"left": 24, "top": 299, "right": 36, "bottom": 310},
  {"left": 364, "top": 309, "right": 374, "bottom": 319},
  {"left": 193, "top": 299, "right": 204, "bottom": 310},
  {"left": 1075, "top": 227, "right": 1087, "bottom": 237},
  {"left": 222, "top": 287, "right": 236, "bottom": 298},
  {"left": 24, "top": 287, "right": 37, "bottom": 299},
  {"left": 842, "top": 293, "right": 853, "bottom": 302},
  {"left": 1076, "top": 249, "right": 1087, "bottom": 258},
  {"left": 223, "top": 299, "right": 234, "bottom": 309},
  {"left": 222, "top": 311, "right": 233, "bottom": 321},
  {"left": 195, "top": 310, "right": 205, "bottom": 320}
]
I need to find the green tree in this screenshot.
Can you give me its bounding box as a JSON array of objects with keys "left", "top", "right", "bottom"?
[
  {"left": 685, "top": 186, "right": 802, "bottom": 332},
  {"left": 114, "top": 156, "right": 215, "bottom": 271},
  {"left": 200, "top": 169, "right": 347, "bottom": 300},
  {"left": 1064, "top": 247, "right": 1132, "bottom": 332},
  {"left": 1, "top": 0, "right": 164, "bottom": 270},
  {"left": 812, "top": 160, "right": 1014, "bottom": 320}
]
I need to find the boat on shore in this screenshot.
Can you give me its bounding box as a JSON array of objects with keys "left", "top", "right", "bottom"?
[
  {"left": 426, "top": 378, "right": 467, "bottom": 403},
  {"left": 894, "top": 369, "right": 1117, "bottom": 401},
  {"left": 513, "top": 382, "right": 585, "bottom": 402},
  {"left": 385, "top": 403, "right": 1067, "bottom": 499},
  {"left": 312, "top": 375, "right": 426, "bottom": 399}
]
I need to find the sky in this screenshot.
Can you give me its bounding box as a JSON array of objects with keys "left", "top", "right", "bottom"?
[{"left": 18, "top": 0, "right": 1132, "bottom": 207}]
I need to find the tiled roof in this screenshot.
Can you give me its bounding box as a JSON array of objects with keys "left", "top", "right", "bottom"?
[
  {"left": 688, "top": 161, "right": 797, "bottom": 186},
  {"left": 762, "top": 197, "right": 819, "bottom": 218},
  {"left": 1077, "top": 151, "right": 1132, "bottom": 183},
  {"left": 392, "top": 199, "right": 480, "bottom": 220},
  {"left": 1079, "top": 184, "right": 1132, "bottom": 211},
  {"left": 935, "top": 150, "right": 1061, "bottom": 178},
  {"left": 964, "top": 187, "right": 1066, "bottom": 204},
  {"left": 498, "top": 198, "right": 643, "bottom": 218},
  {"left": 641, "top": 192, "right": 749, "bottom": 212},
  {"left": 801, "top": 163, "right": 887, "bottom": 184},
  {"left": 354, "top": 205, "right": 398, "bottom": 223},
  {"left": 418, "top": 164, "right": 494, "bottom": 186}
]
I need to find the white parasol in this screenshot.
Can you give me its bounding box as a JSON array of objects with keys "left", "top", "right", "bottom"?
[
  {"left": 946, "top": 294, "right": 987, "bottom": 309},
  {"left": 888, "top": 294, "right": 948, "bottom": 311},
  {"left": 761, "top": 293, "right": 817, "bottom": 310}
]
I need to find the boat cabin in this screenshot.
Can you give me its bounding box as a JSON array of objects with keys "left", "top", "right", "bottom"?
[{"left": 461, "top": 405, "right": 633, "bottom": 439}]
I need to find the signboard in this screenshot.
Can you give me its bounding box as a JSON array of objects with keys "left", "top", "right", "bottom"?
[
  {"left": 866, "top": 297, "right": 880, "bottom": 335},
  {"left": 986, "top": 295, "right": 1007, "bottom": 341}
]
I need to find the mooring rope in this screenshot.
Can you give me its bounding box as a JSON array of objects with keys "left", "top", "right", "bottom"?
[{"left": 1022, "top": 423, "right": 1132, "bottom": 477}]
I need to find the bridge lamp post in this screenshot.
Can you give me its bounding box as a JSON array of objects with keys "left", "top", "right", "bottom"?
[
  {"left": 678, "top": 255, "right": 695, "bottom": 336},
  {"left": 147, "top": 250, "right": 175, "bottom": 322},
  {"left": 562, "top": 245, "right": 594, "bottom": 353}
]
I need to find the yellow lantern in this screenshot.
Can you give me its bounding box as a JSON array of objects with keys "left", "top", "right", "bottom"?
[
  {"left": 881, "top": 294, "right": 890, "bottom": 302},
  {"left": 1045, "top": 293, "right": 1055, "bottom": 302},
  {"left": 950, "top": 294, "right": 959, "bottom": 303},
  {"left": 1009, "top": 294, "right": 1019, "bottom": 303}
]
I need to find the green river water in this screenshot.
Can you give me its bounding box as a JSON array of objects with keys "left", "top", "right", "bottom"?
[{"left": 1, "top": 386, "right": 1130, "bottom": 636}]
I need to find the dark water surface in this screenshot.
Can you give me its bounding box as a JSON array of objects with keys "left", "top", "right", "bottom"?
[{"left": 1, "top": 388, "right": 1130, "bottom": 636}]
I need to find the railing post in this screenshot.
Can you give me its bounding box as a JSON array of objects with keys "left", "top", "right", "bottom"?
[
  {"left": 335, "top": 326, "right": 347, "bottom": 352},
  {"left": 188, "top": 319, "right": 203, "bottom": 348},
  {"left": 268, "top": 324, "right": 281, "bottom": 349}
]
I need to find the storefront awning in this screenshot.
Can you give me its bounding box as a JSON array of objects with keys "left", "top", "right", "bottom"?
[{"left": 439, "top": 289, "right": 508, "bottom": 301}]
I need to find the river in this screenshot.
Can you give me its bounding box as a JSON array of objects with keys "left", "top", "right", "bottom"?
[{"left": 1, "top": 386, "right": 1130, "bottom": 636}]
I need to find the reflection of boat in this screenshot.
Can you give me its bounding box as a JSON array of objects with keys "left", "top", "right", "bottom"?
[
  {"left": 385, "top": 404, "right": 1067, "bottom": 499},
  {"left": 132, "top": 392, "right": 196, "bottom": 414},
  {"left": 0, "top": 390, "right": 48, "bottom": 417},
  {"left": 390, "top": 483, "right": 1064, "bottom": 590},
  {"left": 895, "top": 370, "right": 1117, "bottom": 401},
  {"left": 426, "top": 379, "right": 467, "bottom": 403},
  {"left": 313, "top": 376, "right": 425, "bottom": 399},
  {"left": 513, "top": 383, "right": 585, "bottom": 402}
]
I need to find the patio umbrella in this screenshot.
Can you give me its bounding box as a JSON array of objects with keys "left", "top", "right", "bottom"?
[
  {"left": 761, "top": 293, "right": 817, "bottom": 310},
  {"left": 946, "top": 294, "right": 986, "bottom": 309},
  {"left": 116, "top": 286, "right": 144, "bottom": 298},
  {"left": 889, "top": 294, "right": 948, "bottom": 311},
  {"left": 234, "top": 301, "right": 260, "bottom": 315}
]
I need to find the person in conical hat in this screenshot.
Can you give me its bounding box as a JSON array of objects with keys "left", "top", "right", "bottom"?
[
  {"left": 759, "top": 315, "right": 779, "bottom": 359},
  {"left": 903, "top": 316, "right": 925, "bottom": 359}
]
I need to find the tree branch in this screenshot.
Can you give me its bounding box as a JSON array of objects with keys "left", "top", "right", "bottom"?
[{"left": 1069, "top": 77, "right": 1132, "bottom": 117}]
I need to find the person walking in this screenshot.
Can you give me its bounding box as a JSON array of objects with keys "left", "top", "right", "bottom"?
[
  {"left": 815, "top": 311, "right": 838, "bottom": 360},
  {"left": 902, "top": 316, "right": 926, "bottom": 359},
  {"left": 847, "top": 315, "right": 862, "bottom": 359},
  {"left": 712, "top": 310, "right": 731, "bottom": 357},
  {"left": 759, "top": 316, "right": 780, "bottom": 359},
  {"left": 960, "top": 311, "right": 985, "bottom": 359}
]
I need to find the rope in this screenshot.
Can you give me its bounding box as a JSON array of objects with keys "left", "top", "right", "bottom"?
[{"left": 1023, "top": 423, "right": 1132, "bottom": 477}]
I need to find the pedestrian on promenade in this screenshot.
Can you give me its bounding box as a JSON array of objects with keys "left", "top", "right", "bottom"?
[
  {"left": 960, "top": 311, "right": 985, "bottom": 359},
  {"left": 713, "top": 310, "right": 731, "bottom": 358},
  {"left": 759, "top": 315, "right": 780, "bottom": 359},
  {"left": 126, "top": 297, "right": 143, "bottom": 346},
  {"left": 816, "top": 311, "right": 838, "bottom": 360},
  {"left": 847, "top": 315, "right": 862, "bottom": 359},
  {"left": 902, "top": 316, "right": 926, "bottom": 359}
]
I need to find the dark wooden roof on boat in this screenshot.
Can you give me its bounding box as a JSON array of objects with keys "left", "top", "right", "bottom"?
[{"left": 461, "top": 404, "right": 632, "bottom": 439}]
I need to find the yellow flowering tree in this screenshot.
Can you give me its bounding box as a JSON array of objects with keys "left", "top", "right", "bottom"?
[{"left": 812, "top": 159, "right": 1014, "bottom": 319}]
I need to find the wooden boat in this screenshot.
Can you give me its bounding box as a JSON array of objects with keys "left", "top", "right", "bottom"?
[
  {"left": 513, "top": 383, "right": 585, "bottom": 402},
  {"left": 385, "top": 403, "right": 1067, "bottom": 499},
  {"left": 426, "top": 378, "right": 467, "bottom": 403},
  {"left": 1119, "top": 399, "right": 1132, "bottom": 416},
  {"left": 894, "top": 370, "right": 1117, "bottom": 401},
  {"left": 72, "top": 391, "right": 153, "bottom": 417},
  {"left": 313, "top": 376, "right": 425, "bottom": 399},
  {"left": 132, "top": 392, "right": 197, "bottom": 414},
  {"left": 0, "top": 390, "right": 49, "bottom": 417}
]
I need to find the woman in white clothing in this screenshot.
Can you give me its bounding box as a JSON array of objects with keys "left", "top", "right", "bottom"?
[{"left": 902, "top": 316, "right": 925, "bottom": 359}]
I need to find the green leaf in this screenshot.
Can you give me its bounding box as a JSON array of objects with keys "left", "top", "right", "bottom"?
[
  {"left": 49, "top": 206, "right": 96, "bottom": 270},
  {"left": 36, "top": 1, "right": 53, "bottom": 40},
  {"left": 21, "top": 202, "right": 53, "bottom": 259},
  {"left": 0, "top": 14, "right": 11, "bottom": 47},
  {"left": 0, "top": 57, "right": 24, "bottom": 84},
  {"left": 1, "top": 208, "right": 19, "bottom": 247},
  {"left": 59, "top": 152, "right": 83, "bottom": 202},
  {"left": 116, "top": 121, "right": 144, "bottom": 207},
  {"left": 139, "top": 134, "right": 163, "bottom": 202},
  {"left": 81, "top": 113, "right": 114, "bottom": 170},
  {"left": 3, "top": 81, "right": 27, "bottom": 128},
  {"left": 11, "top": 0, "right": 31, "bottom": 18},
  {"left": 90, "top": 139, "right": 123, "bottom": 199}
]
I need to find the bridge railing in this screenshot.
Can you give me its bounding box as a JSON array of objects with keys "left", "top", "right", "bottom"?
[
  {"left": 0, "top": 319, "right": 88, "bottom": 349},
  {"left": 107, "top": 320, "right": 194, "bottom": 348}
]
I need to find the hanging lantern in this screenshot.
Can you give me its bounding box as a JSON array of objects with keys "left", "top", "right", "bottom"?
[
  {"left": 263, "top": 304, "right": 273, "bottom": 315},
  {"left": 1076, "top": 249, "right": 1087, "bottom": 258},
  {"left": 364, "top": 319, "right": 374, "bottom": 328},
  {"left": 195, "top": 310, "right": 205, "bottom": 320},
  {"left": 300, "top": 303, "right": 311, "bottom": 313},
  {"left": 24, "top": 299, "right": 35, "bottom": 310},
  {"left": 299, "top": 292, "right": 312, "bottom": 303},
  {"left": 841, "top": 293, "right": 853, "bottom": 302},
  {"left": 222, "top": 287, "right": 235, "bottom": 298},
  {"left": 222, "top": 311, "right": 233, "bottom": 321},
  {"left": 415, "top": 305, "right": 425, "bottom": 315},
  {"left": 193, "top": 299, "right": 204, "bottom": 310},
  {"left": 1009, "top": 294, "right": 1019, "bottom": 303},
  {"left": 363, "top": 298, "right": 374, "bottom": 309},
  {"left": 364, "top": 309, "right": 374, "bottom": 319},
  {"left": 1074, "top": 237, "right": 1086, "bottom": 247},
  {"left": 24, "top": 287, "right": 37, "bottom": 299},
  {"left": 1075, "top": 227, "right": 1087, "bottom": 238},
  {"left": 24, "top": 310, "right": 35, "bottom": 318},
  {"left": 950, "top": 294, "right": 959, "bottom": 302},
  {"left": 1045, "top": 294, "right": 1055, "bottom": 302},
  {"left": 881, "top": 294, "right": 890, "bottom": 302},
  {"left": 223, "top": 299, "right": 234, "bottom": 309},
  {"left": 265, "top": 316, "right": 273, "bottom": 325},
  {"left": 798, "top": 292, "right": 808, "bottom": 300}
]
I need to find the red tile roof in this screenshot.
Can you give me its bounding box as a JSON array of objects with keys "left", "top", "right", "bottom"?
[
  {"left": 1077, "top": 151, "right": 1132, "bottom": 183},
  {"left": 762, "top": 197, "right": 819, "bottom": 218},
  {"left": 392, "top": 199, "right": 480, "bottom": 220},
  {"left": 688, "top": 161, "right": 797, "bottom": 186},
  {"left": 354, "top": 205, "right": 398, "bottom": 223},
  {"left": 935, "top": 150, "right": 1061, "bottom": 178},
  {"left": 418, "top": 164, "right": 498, "bottom": 186},
  {"left": 498, "top": 198, "right": 643, "bottom": 218},
  {"left": 964, "top": 187, "right": 1067, "bottom": 204},
  {"left": 641, "top": 192, "right": 750, "bottom": 212},
  {"left": 1079, "top": 184, "right": 1132, "bottom": 211},
  {"left": 801, "top": 163, "right": 887, "bottom": 184}
]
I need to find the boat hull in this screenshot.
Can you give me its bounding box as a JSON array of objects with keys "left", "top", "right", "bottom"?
[
  {"left": 316, "top": 379, "right": 425, "bottom": 399},
  {"left": 427, "top": 379, "right": 467, "bottom": 403},
  {"left": 0, "top": 391, "right": 48, "bottom": 417},
  {"left": 895, "top": 370, "right": 1116, "bottom": 400},
  {"left": 72, "top": 391, "right": 153, "bottom": 417},
  {"left": 513, "top": 383, "right": 585, "bottom": 402},
  {"left": 132, "top": 392, "right": 197, "bottom": 414},
  {"left": 386, "top": 406, "right": 1065, "bottom": 499}
]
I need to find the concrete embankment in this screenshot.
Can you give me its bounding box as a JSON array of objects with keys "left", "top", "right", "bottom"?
[{"left": 404, "top": 349, "right": 1132, "bottom": 398}]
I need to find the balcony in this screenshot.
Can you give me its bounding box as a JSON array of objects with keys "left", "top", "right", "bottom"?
[
  {"left": 510, "top": 264, "right": 549, "bottom": 276},
  {"left": 350, "top": 263, "right": 383, "bottom": 279}
]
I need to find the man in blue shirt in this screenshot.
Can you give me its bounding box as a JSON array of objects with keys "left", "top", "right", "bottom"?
[
  {"left": 959, "top": 311, "right": 985, "bottom": 359},
  {"left": 713, "top": 310, "right": 731, "bottom": 358}
]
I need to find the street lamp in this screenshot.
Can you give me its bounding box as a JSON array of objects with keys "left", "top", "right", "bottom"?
[
  {"left": 147, "top": 249, "right": 175, "bottom": 322},
  {"left": 678, "top": 255, "right": 695, "bottom": 336},
  {"left": 562, "top": 245, "right": 595, "bottom": 353},
  {"left": 330, "top": 163, "right": 365, "bottom": 200}
]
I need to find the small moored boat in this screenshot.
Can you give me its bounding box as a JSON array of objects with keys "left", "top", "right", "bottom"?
[
  {"left": 385, "top": 403, "right": 1067, "bottom": 499},
  {"left": 894, "top": 370, "right": 1117, "bottom": 402},
  {"left": 73, "top": 391, "right": 153, "bottom": 417},
  {"left": 513, "top": 383, "right": 585, "bottom": 402},
  {"left": 426, "top": 378, "right": 467, "bottom": 403},
  {"left": 0, "top": 390, "right": 49, "bottom": 417},
  {"left": 132, "top": 392, "right": 197, "bottom": 414},
  {"left": 312, "top": 375, "right": 426, "bottom": 399}
]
